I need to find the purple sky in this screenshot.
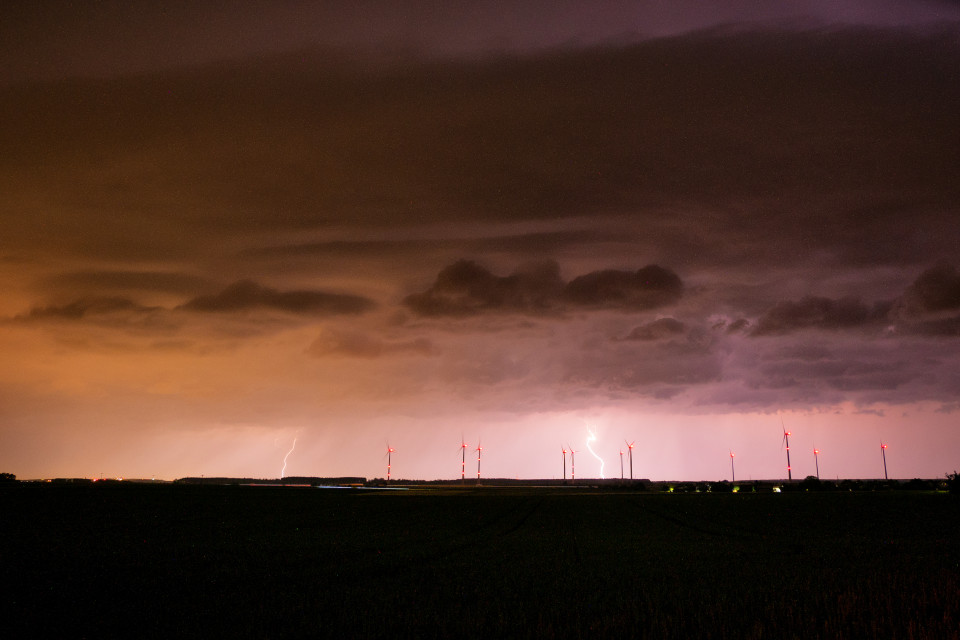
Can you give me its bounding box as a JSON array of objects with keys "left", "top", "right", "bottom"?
[{"left": 2, "top": 1, "right": 960, "bottom": 481}]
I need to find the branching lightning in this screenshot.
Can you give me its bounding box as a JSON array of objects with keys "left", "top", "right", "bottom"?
[
  {"left": 586, "top": 428, "right": 605, "bottom": 479},
  {"left": 280, "top": 437, "right": 297, "bottom": 478}
]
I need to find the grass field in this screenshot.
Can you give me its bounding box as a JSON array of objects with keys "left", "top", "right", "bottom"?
[{"left": 2, "top": 483, "right": 958, "bottom": 639}]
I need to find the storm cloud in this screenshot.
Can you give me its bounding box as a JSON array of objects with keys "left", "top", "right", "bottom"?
[{"left": 2, "top": 5, "right": 960, "bottom": 481}]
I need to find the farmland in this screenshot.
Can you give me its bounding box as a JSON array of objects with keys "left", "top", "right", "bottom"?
[{"left": 2, "top": 483, "right": 958, "bottom": 639}]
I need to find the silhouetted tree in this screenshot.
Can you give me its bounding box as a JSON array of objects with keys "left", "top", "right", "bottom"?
[
  {"left": 840, "top": 479, "right": 864, "bottom": 492},
  {"left": 0, "top": 472, "right": 16, "bottom": 483},
  {"left": 903, "top": 478, "right": 933, "bottom": 491},
  {"left": 712, "top": 480, "right": 733, "bottom": 493},
  {"left": 947, "top": 471, "right": 960, "bottom": 495}
]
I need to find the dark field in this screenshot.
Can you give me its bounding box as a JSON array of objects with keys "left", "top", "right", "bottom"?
[{"left": 2, "top": 484, "right": 959, "bottom": 639}]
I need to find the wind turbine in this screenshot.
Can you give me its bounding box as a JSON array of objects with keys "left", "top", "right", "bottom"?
[
  {"left": 476, "top": 439, "right": 483, "bottom": 480},
  {"left": 625, "top": 441, "right": 635, "bottom": 480},
  {"left": 385, "top": 443, "right": 395, "bottom": 483},
  {"left": 729, "top": 450, "right": 735, "bottom": 483},
  {"left": 569, "top": 446, "right": 578, "bottom": 481},
  {"left": 880, "top": 442, "right": 889, "bottom": 480},
  {"left": 780, "top": 416, "right": 792, "bottom": 481},
  {"left": 459, "top": 437, "right": 468, "bottom": 483},
  {"left": 813, "top": 447, "right": 820, "bottom": 480},
  {"left": 619, "top": 449, "right": 624, "bottom": 480},
  {"left": 561, "top": 446, "right": 568, "bottom": 480}
]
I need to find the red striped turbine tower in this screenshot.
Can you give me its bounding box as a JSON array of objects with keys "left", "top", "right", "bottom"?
[
  {"left": 385, "top": 444, "right": 395, "bottom": 483},
  {"left": 459, "top": 437, "right": 468, "bottom": 483},
  {"left": 476, "top": 440, "right": 483, "bottom": 481},
  {"left": 780, "top": 416, "right": 792, "bottom": 481}
]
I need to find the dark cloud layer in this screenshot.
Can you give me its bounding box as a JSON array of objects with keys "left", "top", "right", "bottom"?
[
  {"left": 6, "top": 1, "right": 958, "bottom": 83},
  {"left": 18, "top": 297, "right": 155, "bottom": 321},
  {"left": 751, "top": 296, "right": 881, "bottom": 336},
  {"left": 750, "top": 265, "right": 960, "bottom": 338},
  {"left": 12, "top": 280, "right": 375, "bottom": 326},
  {"left": 245, "top": 229, "right": 623, "bottom": 260},
  {"left": 623, "top": 317, "right": 687, "bottom": 341},
  {"left": 42, "top": 270, "right": 211, "bottom": 295},
  {"left": 403, "top": 260, "right": 682, "bottom": 316},
  {"left": 179, "top": 280, "right": 374, "bottom": 315},
  {"left": 3, "top": 27, "right": 958, "bottom": 270},
  {"left": 307, "top": 329, "right": 434, "bottom": 359},
  {"left": 562, "top": 265, "right": 683, "bottom": 310},
  {"left": 897, "top": 262, "right": 960, "bottom": 316},
  {"left": 403, "top": 260, "right": 563, "bottom": 317}
]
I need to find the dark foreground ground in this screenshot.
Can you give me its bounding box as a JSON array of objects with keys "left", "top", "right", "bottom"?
[{"left": 2, "top": 484, "right": 958, "bottom": 639}]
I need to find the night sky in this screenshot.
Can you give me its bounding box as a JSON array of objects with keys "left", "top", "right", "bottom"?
[{"left": 3, "top": 1, "right": 960, "bottom": 482}]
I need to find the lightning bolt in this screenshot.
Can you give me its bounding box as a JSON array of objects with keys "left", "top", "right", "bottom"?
[
  {"left": 280, "top": 437, "right": 297, "bottom": 479},
  {"left": 586, "top": 428, "right": 605, "bottom": 479}
]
